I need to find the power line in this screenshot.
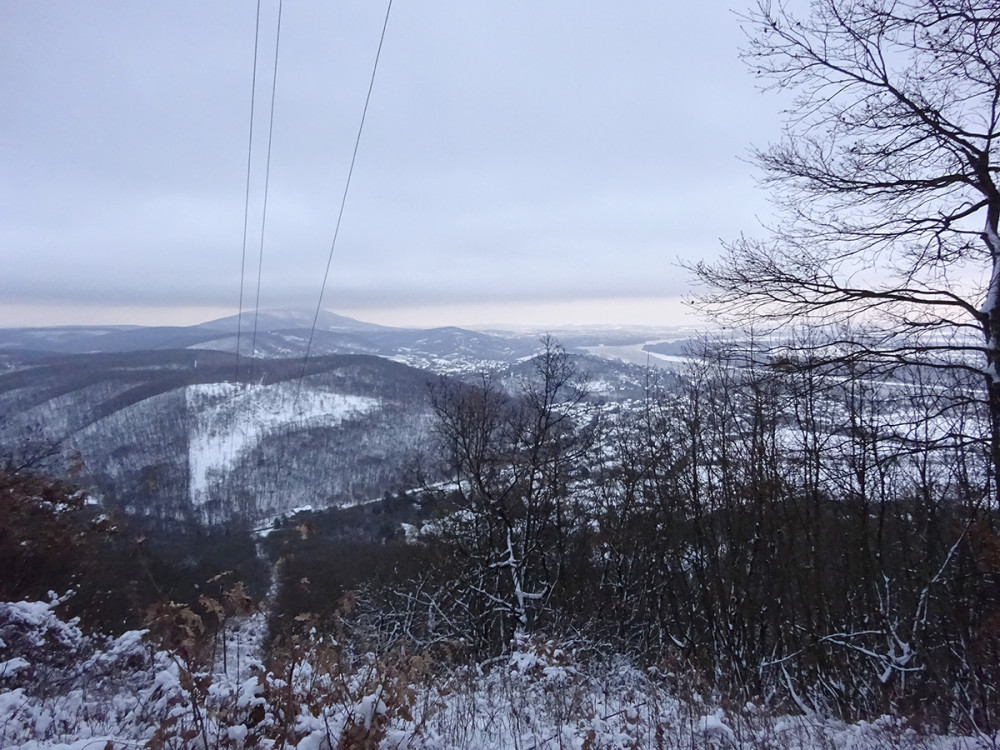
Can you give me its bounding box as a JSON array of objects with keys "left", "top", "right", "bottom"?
[
  {"left": 219, "top": 0, "right": 393, "bottom": 518},
  {"left": 226, "top": 0, "right": 282, "bottom": 523},
  {"left": 261, "top": 0, "right": 394, "bottom": 513},
  {"left": 249, "top": 0, "right": 285, "bottom": 386},
  {"left": 234, "top": 0, "right": 264, "bottom": 387},
  {"left": 222, "top": 0, "right": 266, "bottom": 523},
  {"left": 296, "top": 0, "right": 394, "bottom": 396}
]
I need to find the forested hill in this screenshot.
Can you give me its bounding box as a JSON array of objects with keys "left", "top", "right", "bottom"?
[{"left": 0, "top": 349, "right": 440, "bottom": 522}]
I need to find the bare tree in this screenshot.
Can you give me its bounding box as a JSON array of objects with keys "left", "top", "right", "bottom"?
[
  {"left": 692, "top": 0, "right": 1000, "bottom": 494},
  {"left": 420, "top": 337, "right": 597, "bottom": 652}
]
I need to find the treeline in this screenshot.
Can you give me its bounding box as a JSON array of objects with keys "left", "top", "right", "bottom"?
[{"left": 364, "top": 336, "right": 1000, "bottom": 732}]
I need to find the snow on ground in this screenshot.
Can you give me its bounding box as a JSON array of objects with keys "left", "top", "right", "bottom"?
[
  {"left": 1, "top": 599, "right": 992, "bottom": 749},
  {"left": 186, "top": 382, "right": 379, "bottom": 507}
]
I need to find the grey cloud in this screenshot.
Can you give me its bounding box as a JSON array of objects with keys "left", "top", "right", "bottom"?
[{"left": 2, "top": 1, "right": 788, "bottom": 326}]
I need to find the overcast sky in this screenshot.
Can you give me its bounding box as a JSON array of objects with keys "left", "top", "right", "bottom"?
[{"left": 2, "top": 1, "right": 788, "bottom": 330}]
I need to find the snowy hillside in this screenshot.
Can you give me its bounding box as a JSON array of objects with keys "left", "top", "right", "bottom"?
[
  {"left": 185, "top": 382, "right": 380, "bottom": 509},
  {"left": 0, "top": 351, "right": 436, "bottom": 522}
]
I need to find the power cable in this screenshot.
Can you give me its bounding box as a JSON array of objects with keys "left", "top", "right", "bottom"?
[
  {"left": 294, "top": 0, "right": 393, "bottom": 401},
  {"left": 234, "top": 0, "right": 264, "bottom": 387},
  {"left": 261, "top": 0, "right": 393, "bottom": 514},
  {"left": 223, "top": 0, "right": 279, "bottom": 523},
  {"left": 220, "top": 0, "right": 265, "bottom": 522},
  {"left": 249, "top": 0, "right": 285, "bottom": 386}
]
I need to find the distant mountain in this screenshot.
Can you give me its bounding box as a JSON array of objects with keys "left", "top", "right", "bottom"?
[
  {"left": 0, "top": 325, "right": 225, "bottom": 355},
  {"left": 0, "top": 310, "right": 538, "bottom": 372},
  {"left": 197, "top": 308, "right": 389, "bottom": 334},
  {"left": 0, "top": 310, "right": 386, "bottom": 355},
  {"left": 0, "top": 310, "right": 697, "bottom": 375}
]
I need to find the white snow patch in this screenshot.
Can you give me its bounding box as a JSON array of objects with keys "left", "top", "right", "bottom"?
[{"left": 186, "top": 382, "right": 379, "bottom": 507}]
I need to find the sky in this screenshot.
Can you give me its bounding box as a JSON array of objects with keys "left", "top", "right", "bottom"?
[{"left": 1, "top": 1, "right": 788, "bottom": 330}]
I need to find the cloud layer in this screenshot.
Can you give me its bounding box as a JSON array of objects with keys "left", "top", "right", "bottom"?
[{"left": 1, "top": 1, "right": 784, "bottom": 327}]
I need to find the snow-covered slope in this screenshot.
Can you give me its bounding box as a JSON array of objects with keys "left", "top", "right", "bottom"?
[
  {"left": 186, "top": 382, "right": 380, "bottom": 508},
  {"left": 0, "top": 352, "right": 435, "bottom": 523}
]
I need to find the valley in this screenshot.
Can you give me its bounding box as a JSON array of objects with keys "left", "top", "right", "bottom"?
[{"left": 0, "top": 310, "right": 690, "bottom": 523}]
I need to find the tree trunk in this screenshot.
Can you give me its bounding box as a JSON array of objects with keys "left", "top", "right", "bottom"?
[{"left": 983, "top": 219, "right": 1000, "bottom": 507}]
